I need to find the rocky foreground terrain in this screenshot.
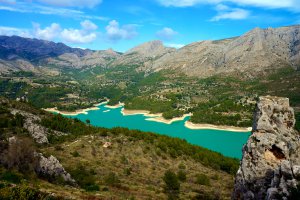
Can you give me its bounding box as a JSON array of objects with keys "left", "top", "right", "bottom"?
[{"left": 233, "top": 96, "right": 300, "bottom": 199}]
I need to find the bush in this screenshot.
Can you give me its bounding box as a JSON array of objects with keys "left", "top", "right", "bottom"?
[
  {"left": 85, "top": 184, "right": 100, "bottom": 192},
  {"left": 163, "top": 170, "right": 180, "bottom": 200},
  {"left": 124, "top": 168, "right": 132, "bottom": 176},
  {"left": 69, "top": 165, "right": 97, "bottom": 191},
  {"left": 104, "top": 172, "right": 120, "bottom": 187},
  {"left": 0, "top": 170, "right": 23, "bottom": 184},
  {"left": 196, "top": 174, "right": 210, "bottom": 186},
  {"left": 70, "top": 151, "right": 80, "bottom": 157},
  {"left": 177, "top": 170, "right": 187, "bottom": 182},
  {"left": 0, "top": 137, "right": 37, "bottom": 173}
]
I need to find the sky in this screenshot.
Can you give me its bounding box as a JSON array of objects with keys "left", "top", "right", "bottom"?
[{"left": 0, "top": 0, "right": 300, "bottom": 52}]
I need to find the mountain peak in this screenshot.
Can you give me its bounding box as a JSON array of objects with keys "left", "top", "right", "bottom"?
[{"left": 126, "top": 40, "right": 165, "bottom": 55}]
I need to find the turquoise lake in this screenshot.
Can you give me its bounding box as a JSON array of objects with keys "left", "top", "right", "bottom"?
[{"left": 67, "top": 104, "right": 250, "bottom": 158}]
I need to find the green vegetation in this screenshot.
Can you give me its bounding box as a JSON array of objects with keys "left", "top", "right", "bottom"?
[
  {"left": 163, "top": 170, "right": 180, "bottom": 200},
  {"left": 0, "top": 98, "right": 239, "bottom": 199},
  {"left": 104, "top": 172, "right": 121, "bottom": 187},
  {"left": 0, "top": 185, "right": 64, "bottom": 200},
  {"left": 69, "top": 164, "right": 99, "bottom": 191},
  {"left": 177, "top": 170, "right": 187, "bottom": 182},
  {"left": 196, "top": 173, "right": 211, "bottom": 186},
  {"left": 41, "top": 113, "right": 239, "bottom": 175},
  {"left": 1, "top": 64, "right": 299, "bottom": 127}
]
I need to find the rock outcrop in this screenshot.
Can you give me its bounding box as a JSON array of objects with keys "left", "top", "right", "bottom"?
[
  {"left": 10, "top": 109, "right": 65, "bottom": 144},
  {"left": 232, "top": 96, "right": 300, "bottom": 200},
  {"left": 36, "top": 153, "right": 75, "bottom": 185}
]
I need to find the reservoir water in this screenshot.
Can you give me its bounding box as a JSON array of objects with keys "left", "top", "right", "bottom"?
[{"left": 67, "top": 104, "right": 250, "bottom": 158}]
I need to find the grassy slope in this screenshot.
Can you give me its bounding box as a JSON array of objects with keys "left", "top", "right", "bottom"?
[
  {"left": 0, "top": 99, "right": 237, "bottom": 199},
  {"left": 41, "top": 134, "right": 234, "bottom": 199}
]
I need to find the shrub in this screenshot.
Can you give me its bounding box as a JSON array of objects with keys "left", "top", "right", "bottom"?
[
  {"left": 0, "top": 170, "right": 23, "bottom": 184},
  {"left": 163, "top": 170, "right": 180, "bottom": 200},
  {"left": 124, "top": 168, "right": 132, "bottom": 176},
  {"left": 177, "top": 170, "right": 187, "bottom": 182},
  {"left": 0, "top": 137, "right": 37, "bottom": 173},
  {"left": 104, "top": 172, "right": 120, "bottom": 187},
  {"left": 70, "top": 151, "right": 80, "bottom": 157},
  {"left": 54, "top": 146, "right": 64, "bottom": 151},
  {"left": 69, "top": 165, "right": 97, "bottom": 191},
  {"left": 178, "top": 163, "right": 186, "bottom": 170},
  {"left": 196, "top": 174, "right": 210, "bottom": 186},
  {"left": 85, "top": 184, "right": 100, "bottom": 192}
]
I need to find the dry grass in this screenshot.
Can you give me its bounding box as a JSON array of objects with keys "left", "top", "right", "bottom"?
[{"left": 41, "top": 134, "right": 234, "bottom": 200}]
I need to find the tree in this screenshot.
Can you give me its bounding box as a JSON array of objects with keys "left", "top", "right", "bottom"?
[
  {"left": 163, "top": 170, "right": 180, "bottom": 200},
  {"left": 86, "top": 119, "right": 90, "bottom": 124}
]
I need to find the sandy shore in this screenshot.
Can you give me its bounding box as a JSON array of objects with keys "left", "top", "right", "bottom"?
[
  {"left": 104, "top": 102, "right": 125, "bottom": 109},
  {"left": 145, "top": 113, "right": 192, "bottom": 124},
  {"left": 121, "top": 108, "right": 162, "bottom": 117},
  {"left": 43, "top": 101, "right": 107, "bottom": 116},
  {"left": 184, "top": 121, "right": 252, "bottom": 132},
  {"left": 44, "top": 106, "right": 100, "bottom": 116},
  {"left": 94, "top": 101, "right": 109, "bottom": 106}
]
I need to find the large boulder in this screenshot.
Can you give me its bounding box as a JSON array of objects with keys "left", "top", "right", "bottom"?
[
  {"left": 232, "top": 96, "right": 300, "bottom": 200},
  {"left": 36, "top": 153, "right": 75, "bottom": 185}
]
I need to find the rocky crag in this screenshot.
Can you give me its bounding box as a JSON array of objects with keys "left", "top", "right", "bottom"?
[{"left": 232, "top": 96, "right": 300, "bottom": 199}]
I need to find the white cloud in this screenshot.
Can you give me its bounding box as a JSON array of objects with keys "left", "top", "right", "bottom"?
[
  {"left": 35, "top": 0, "right": 102, "bottom": 8},
  {"left": 0, "top": 1, "right": 108, "bottom": 21},
  {"left": 61, "top": 20, "right": 98, "bottom": 44},
  {"left": 105, "top": 20, "right": 138, "bottom": 42},
  {"left": 61, "top": 29, "right": 97, "bottom": 43},
  {"left": 0, "top": 26, "right": 31, "bottom": 38},
  {"left": 165, "top": 43, "right": 185, "bottom": 48},
  {"left": 211, "top": 8, "right": 250, "bottom": 21},
  {"left": 80, "top": 20, "right": 98, "bottom": 31},
  {"left": 156, "top": 27, "right": 178, "bottom": 41},
  {"left": 0, "top": 20, "right": 98, "bottom": 44},
  {"left": 156, "top": 0, "right": 300, "bottom": 11},
  {"left": 33, "top": 23, "right": 61, "bottom": 40}
]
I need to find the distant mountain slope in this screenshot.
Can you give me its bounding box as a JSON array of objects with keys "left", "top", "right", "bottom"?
[
  {"left": 1, "top": 25, "right": 300, "bottom": 77},
  {"left": 110, "top": 40, "right": 175, "bottom": 69},
  {"left": 0, "top": 35, "right": 121, "bottom": 72},
  {"left": 0, "top": 35, "right": 89, "bottom": 61},
  {"left": 149, "top": 25, "right": 300, "bottom": 77}
]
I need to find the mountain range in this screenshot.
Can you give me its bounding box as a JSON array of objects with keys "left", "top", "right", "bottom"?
[{"left": 1, "top": 25, "right": 300, "bottom": 78}]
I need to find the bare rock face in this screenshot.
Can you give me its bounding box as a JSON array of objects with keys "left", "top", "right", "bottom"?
[
  {"left": 149, "top": 25, "right": 300, "bottom": 77},
  {"left": 36, "top": 153, "right": 75, "bottom": 184},
  {"left": 232, "top": 96, "right": 300, "bottom": 200},
  {"left": 10, "top": 109, "right": 65, "bottom": 144},
  {"left": 111, "top": 40, "right": 175, "bottom": 67}
]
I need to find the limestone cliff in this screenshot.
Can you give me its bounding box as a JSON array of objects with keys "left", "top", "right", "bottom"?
[{"left": 232, "top": 96, "right": 300, "bottom": 200}]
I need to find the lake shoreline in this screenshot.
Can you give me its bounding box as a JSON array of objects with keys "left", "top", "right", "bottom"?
[
  {"left": 43, "top": 101, "right": 108, "bottom": 116},
  {"left": 121, "top": 108, "right": 162, "bottom": 117},
  {"left": 121, "top": 108, "right": 251, "bottom": 132},
  {"left": 45, "top": 102, "right": 252, "bottom": 132},
  {"left": 184, "top": 121, "right": 252, "bottom": 132},
  {"left": 145, "top": 113, "right": 192, "bottom": 124}
]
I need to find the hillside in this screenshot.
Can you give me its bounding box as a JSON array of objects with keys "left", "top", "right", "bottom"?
[
  {"left": 0, "top": 97, "right": 238, "bottom": 199},
  {"left": 0, "top": 25, "right": 299, "bottom": 128},
  {"left": 144, "top": 25, "right": 300, "bottom": 77}
]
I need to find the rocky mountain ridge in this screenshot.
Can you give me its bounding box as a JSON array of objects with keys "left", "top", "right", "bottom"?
[
  {"left": 232, "top": 96, "right": 300, "bottom": 199},
  {"left": 149, "top": 25, "right": 300, "bottom": 77},
  {"left": 1, "top": 25, "right": 300, "bottom": 77}
]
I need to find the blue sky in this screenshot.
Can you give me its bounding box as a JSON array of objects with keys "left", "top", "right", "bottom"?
[{"left": 0, "top": 0, "right": 300, "bottom": 52}]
